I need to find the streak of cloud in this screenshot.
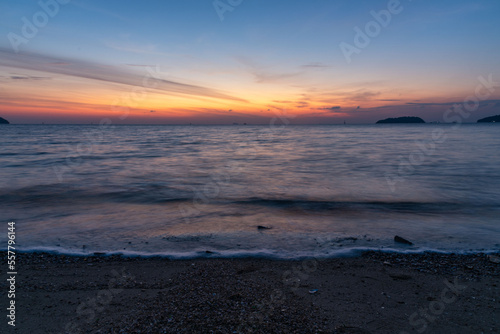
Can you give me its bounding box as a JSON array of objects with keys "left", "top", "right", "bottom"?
[
  {"left": 234, "top": 55, "right": 302, "bottom": 84},
  {"left": 0, "top": 48, "right": 247, "bottom": 103},
  {"left": 8, "top": 75, "right": 51, "bottom": 80},
  {"left": 406, "top": 100, "right": 500, "bottom": 107},
  {"left": 300, "top": 62, "right": 330, "bottom": 69},
  {"left": 318, "top": 106, "right": 341, "bottom": 111}
]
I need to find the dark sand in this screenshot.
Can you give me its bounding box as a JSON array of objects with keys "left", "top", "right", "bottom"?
[{"left": 1, "top": 251, "right": 499, "bottom": 333}]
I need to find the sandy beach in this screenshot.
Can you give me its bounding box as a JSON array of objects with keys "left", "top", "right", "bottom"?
[{"left": 1, "top": 251, "right": 499, "bottom": 333}]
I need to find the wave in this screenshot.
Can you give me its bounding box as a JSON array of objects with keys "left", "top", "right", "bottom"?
[
  {"left": 3, "top": 245, "right": 499, "bottom": 260},
  {"left": 233, "top": 197, "right": 477, "bottom": 213},
  {"left": 0, "top": 184, "right": 192, "bottom": 205},
  {"left": 1, "top": 185, "right": 497, "bottom": 215}
]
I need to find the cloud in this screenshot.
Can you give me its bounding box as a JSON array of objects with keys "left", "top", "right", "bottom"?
[
  {"left": 0, "top": 96, "right": 109, "bottom": 111},
  {"left": 300, "top": 62, "right": 330, "bottom": 69},
  {"left": 406, "top": 102, "right": 455, "bottom": 107},
  {"left": 349, "top": 90, "right": 381, "bottom": 101},
  {"left": 318, "top": 106, "right": 341, "bottom": 111},
  {"left": 0, "top": 48, "right": 246, "bottom": 102},
  {"left": 125, "top": 64, "right": 154, "bottom": 67},
  {"left": 322, "top": 89, "right": 381, "bottom": 102},
  {"left": 300, "top": 106, "right": 345, "bottom": 116},
  {"left": 272, "top": 100, "right": 309, "bottom": 107},
  {"left": 9, "top": 75, "right": 50, "bottom": 81},
  {"left": 253, "top": 71, "right": 301, "bottom": 84},
  {"left": 406, "top": 100, "right": 500, "bottom": 108},
  {"left": 295, "top": 101, "right": 310, "bottom": 108},
  {"left": 103, "top": 41, "right": 170, "bottom": 56},
  {"left": 234, "top": 55, "right": 302, "bottom": 84}
]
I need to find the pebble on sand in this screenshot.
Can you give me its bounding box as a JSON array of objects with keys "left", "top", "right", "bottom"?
[{"left": 394, "top": 235, "right": 413, "bottom": 245}]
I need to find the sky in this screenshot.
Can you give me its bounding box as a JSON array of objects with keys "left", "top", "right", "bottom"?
[{"left": 1, "top": 0, "right": 500, "bottom": 124}]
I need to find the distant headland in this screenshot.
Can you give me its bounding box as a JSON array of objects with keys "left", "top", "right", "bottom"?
[
  {"left": 477, "top": 115, "right": 500, "bottom": 123},
  {"left": 376, "top": 116, "right": 425, "bottom": 124},
  {"left": 0, "top": 117, "right": 10, "bottom": 124}
]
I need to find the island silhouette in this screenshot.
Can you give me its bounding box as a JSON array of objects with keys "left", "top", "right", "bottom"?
[
  {"left": 376, "top": 116, "right": 425, "bottom": 124},
  {"left": 0, "top": 117, "right": 10, "bottom": 124},
  {"left": 477, "top": 115, "right": 500, "bottom": 123}
]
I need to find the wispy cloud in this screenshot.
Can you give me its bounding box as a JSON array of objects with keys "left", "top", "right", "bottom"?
[
  {"left": 7, "top": 75, "right": 51, "bottom": 81},
  {"left": 295, "top": 101, "right": 310, "bottom": 108},
  {"left": 253, "top": 71, "right": 301, "bottom": 84},
  {"left": 0, "top": 95, "right": 109, "bottom": 111},
  {"left": 300, "top": 62, "right": 330, "bottom": 69},
  {"left": 406, "top": 102, "right": 455, "bottom": 107},
  {"left": 406, "top": 100, "right": 500, "bottom": 107},
  {"left": 312, "top": 88, "right": 382, "bottom": 104},
  {"left": 349, "top": 90, "right": 381, "bottom": 101},
  {"left": 124, "top": 64, "right": 154, "bottom": 67},
  {"left": 103, "top": 40, "right": 171, "bottom": 56},
  {"left": 235, "top": 56, "right": 302, "bottom": 84},
  {"left": 0, "top": 48, "right": 246, "bottom": 102},
  {"left": 318, "top": 106, "right": 341, "bottom": 112}
]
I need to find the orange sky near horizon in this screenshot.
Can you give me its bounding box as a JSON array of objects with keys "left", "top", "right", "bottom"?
[{"left": 2, "top": 59, "right": 487, "bottom": 125}]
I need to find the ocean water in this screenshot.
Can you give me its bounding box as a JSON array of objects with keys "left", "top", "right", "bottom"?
[{"left": 1, "top": 124, "right": 499, "bottom": 259}]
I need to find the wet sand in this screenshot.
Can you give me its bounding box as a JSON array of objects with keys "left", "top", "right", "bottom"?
[{"left": 1, "top": 251, "right": 499, "bottom": 333}]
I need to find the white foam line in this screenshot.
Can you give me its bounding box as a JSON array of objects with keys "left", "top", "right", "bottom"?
[{"left": 3, "top": 245, "right": 499, "bottom": 260}]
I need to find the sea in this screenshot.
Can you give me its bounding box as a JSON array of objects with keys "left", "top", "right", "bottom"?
[{"left": 1, "top": 124, "right": 499, "bottom": 259}]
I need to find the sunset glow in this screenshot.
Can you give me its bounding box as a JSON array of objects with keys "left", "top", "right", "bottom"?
[{"left": 1, "top": 0, "right": 500, "bottom": 124}]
